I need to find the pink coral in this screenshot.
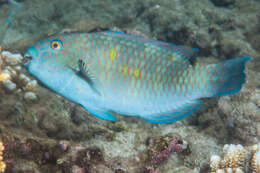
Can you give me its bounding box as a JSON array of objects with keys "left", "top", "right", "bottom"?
[{"left": 150, "top": 135, "right": 183, "bottom": 165}]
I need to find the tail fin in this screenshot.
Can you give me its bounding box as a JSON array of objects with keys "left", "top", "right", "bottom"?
[{"left": 203, "top": 56, "right": 250, "bottom": 97}]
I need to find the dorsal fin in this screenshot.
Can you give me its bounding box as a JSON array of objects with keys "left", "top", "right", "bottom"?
[{"left": 102, "top": 30, "right": 198, "bottom": 60}]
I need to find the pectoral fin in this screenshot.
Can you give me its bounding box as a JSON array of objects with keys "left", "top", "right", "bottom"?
[
  {"left": 78, "top": 59, "right": 96, "bottom": 86},
  {"left": 70, "top": 59, "right": 101, "bottom": 95}
]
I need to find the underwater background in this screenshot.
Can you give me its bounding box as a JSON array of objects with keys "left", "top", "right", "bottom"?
[{"left": 0, "top": 0, "right": 260, "bottom": 172}]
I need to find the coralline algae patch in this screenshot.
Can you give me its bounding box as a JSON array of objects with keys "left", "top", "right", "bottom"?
[
  {"left": 0, "top": 48, "right": 38, "bottom": 102},
  {"left": 144, "top": 133, "right": 189, "bottom": 172},
  {"left": 210, "top": 143, "right": 260, "bottom": 173}
]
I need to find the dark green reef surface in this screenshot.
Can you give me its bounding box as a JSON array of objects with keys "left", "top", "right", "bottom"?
[{"left": 0, "top": 0, "right": 259, "bottom": 172}]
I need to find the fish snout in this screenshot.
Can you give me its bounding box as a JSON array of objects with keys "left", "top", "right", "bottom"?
[
  {"left": 23, "top": 51, "right": 33, "bottom": 68},
  {"left": 23, "top": 46, "right": 40, "bottom": 67},
  {"left": 25, "top": 46, "right": 39, "bottom": 59},
  {"left": 24, "top": 52, "right": 32, "bottom": 59}
]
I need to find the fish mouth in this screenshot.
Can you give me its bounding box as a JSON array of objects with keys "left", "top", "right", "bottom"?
[
  {"left": 24, "top": 46, "right": 39, "bottom": 60},
  {"left": 23, "top": 52, "right": 32, "bottom": 67},
  {"left": 24, "top": 52, "right": 32, "bottom": 59}
]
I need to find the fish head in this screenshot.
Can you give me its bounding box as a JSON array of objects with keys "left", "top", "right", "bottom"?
[{"left": 24, "top": 33, "right": 82, "bottom": 91}]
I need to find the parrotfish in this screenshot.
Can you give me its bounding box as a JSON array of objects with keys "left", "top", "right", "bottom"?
[{"left": 24, "top": 31, "right": 250, "bottom": 123}]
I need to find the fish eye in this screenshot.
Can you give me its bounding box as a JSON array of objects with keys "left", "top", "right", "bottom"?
[{"left": 50, "top": 40, "right": 63, "bottom": 50}]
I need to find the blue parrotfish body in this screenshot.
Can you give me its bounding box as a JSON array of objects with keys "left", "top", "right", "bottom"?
[{"left": 24, "top": 31, "right": 250, "bottom": 123}]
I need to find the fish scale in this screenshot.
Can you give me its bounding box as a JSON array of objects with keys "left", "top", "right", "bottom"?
[{"left": 25, "top": 31, "right": 250, "bottom": 123}]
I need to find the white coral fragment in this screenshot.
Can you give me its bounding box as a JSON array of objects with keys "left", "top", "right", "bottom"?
[
  {"left": 4, "top": 66, "right": 17, "bottom": 78},
  {"left": 18, "top": 74, "right": 31, "bottom": 85},
  {"left": 2, "top": 79, "right": 16, "bottom": 91},
  {"left": 1, "top": 51, "right": 23, "bottom": 65},
  {"left": 0, "top": 50, "right": 38, "bottom": 99},
  {"left": 23, "top": 80, "right": 38, "bottom": 91},
  {"left": 13, "top": 65, "right": 22, "bottom": 72},
  {"left": 24, "top": 91, "right": 37, "bottom": 102}
]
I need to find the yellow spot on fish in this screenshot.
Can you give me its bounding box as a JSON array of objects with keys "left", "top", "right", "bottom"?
[
  {"left": 122, "top": 64, "right": 128, "bottom": 76},
  {"left": 109, "top": 48, "right": 117, "bottom": 61},
  {"left": 134, "top": 68, "right": 140, "bottom": 78},
  {"left": 167, "top": 55, "right": 173, "bottom": 60}
]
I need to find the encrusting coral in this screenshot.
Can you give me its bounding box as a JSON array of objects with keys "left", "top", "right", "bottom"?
[
  {"left": 145, "top": 133, "right": 188, "bottom": 173},
  {"left": 210, "top": 143, "right": 260, "bottom": 173},
  {"left": 147, "top": 133, "right": 185, "bottom": 165}
]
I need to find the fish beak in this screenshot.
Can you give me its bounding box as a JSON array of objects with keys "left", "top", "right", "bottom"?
[
  {"left": 24, "top": 53, "right": 32, "bottom": 59},
  {"left": 23, "top": 52, "right": 32, "bottom": 68}
]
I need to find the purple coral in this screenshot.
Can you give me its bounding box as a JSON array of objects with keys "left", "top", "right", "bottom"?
[{"left": 148, "top": 135, "right": 184, "bottom": 165}]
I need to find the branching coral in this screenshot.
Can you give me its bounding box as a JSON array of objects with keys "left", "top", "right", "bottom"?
[
  {"left": 0, "top": 46, "right": 11, "bottom": 82},
  {"left": 210, "top": 143, "right": 260, "bottom": 173},
  {"left": 0, "top": 47, "right": 38, "bottom": 101},
  {"left": 221, "top": 144, "right": 247, "bottom": 169},
  {"left": 251, "top": 144, "right": 260, "bottom": 173}
]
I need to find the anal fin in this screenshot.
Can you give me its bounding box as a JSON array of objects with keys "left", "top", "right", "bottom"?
[
  {"left": 81, "top": 104, "right": 117, "bottom": 121},
  {"left": 140, "top": 100, "right": 202, "bottom": 123}
]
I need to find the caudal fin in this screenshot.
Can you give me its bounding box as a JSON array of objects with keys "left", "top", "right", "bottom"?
[{"left": 203, "top": 56, "right": 250, "bottom": 97}]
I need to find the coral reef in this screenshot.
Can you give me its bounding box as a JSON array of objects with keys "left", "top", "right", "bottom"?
[
  {"left": 0, "top": 0, "right": 259, "bottom": 172},
  {"left": 146, "top": 166, "right": 160, "bottom": 173},
  {"left": 252, "top": 150, "right": 260, "bottom": 173},
  {"left": 57, "top": 144, "right": 105, "bottom": 172},
  {"left": 0, "top": 46, "right": 10, "bottom": 82},
  {"left": 251, "top": 144, "right": 260, "bottom": 173},
  {"left": 144, "top": 133, "right": 188, "bottom": 172},
  {"left": 210, "top": 143, "right": 260, "bottom": 173},
  {"left": 0, "top": 48, "right": 38, "bottom": 101},
  {"left": 210, "top": 144, "right": 247, "bottom": 172},
  {"left": 147, "top": 133, "right": 185, "bottom": 166},
  {"left": 216, "top": 86, "right": 260, "bottom": 144}
]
